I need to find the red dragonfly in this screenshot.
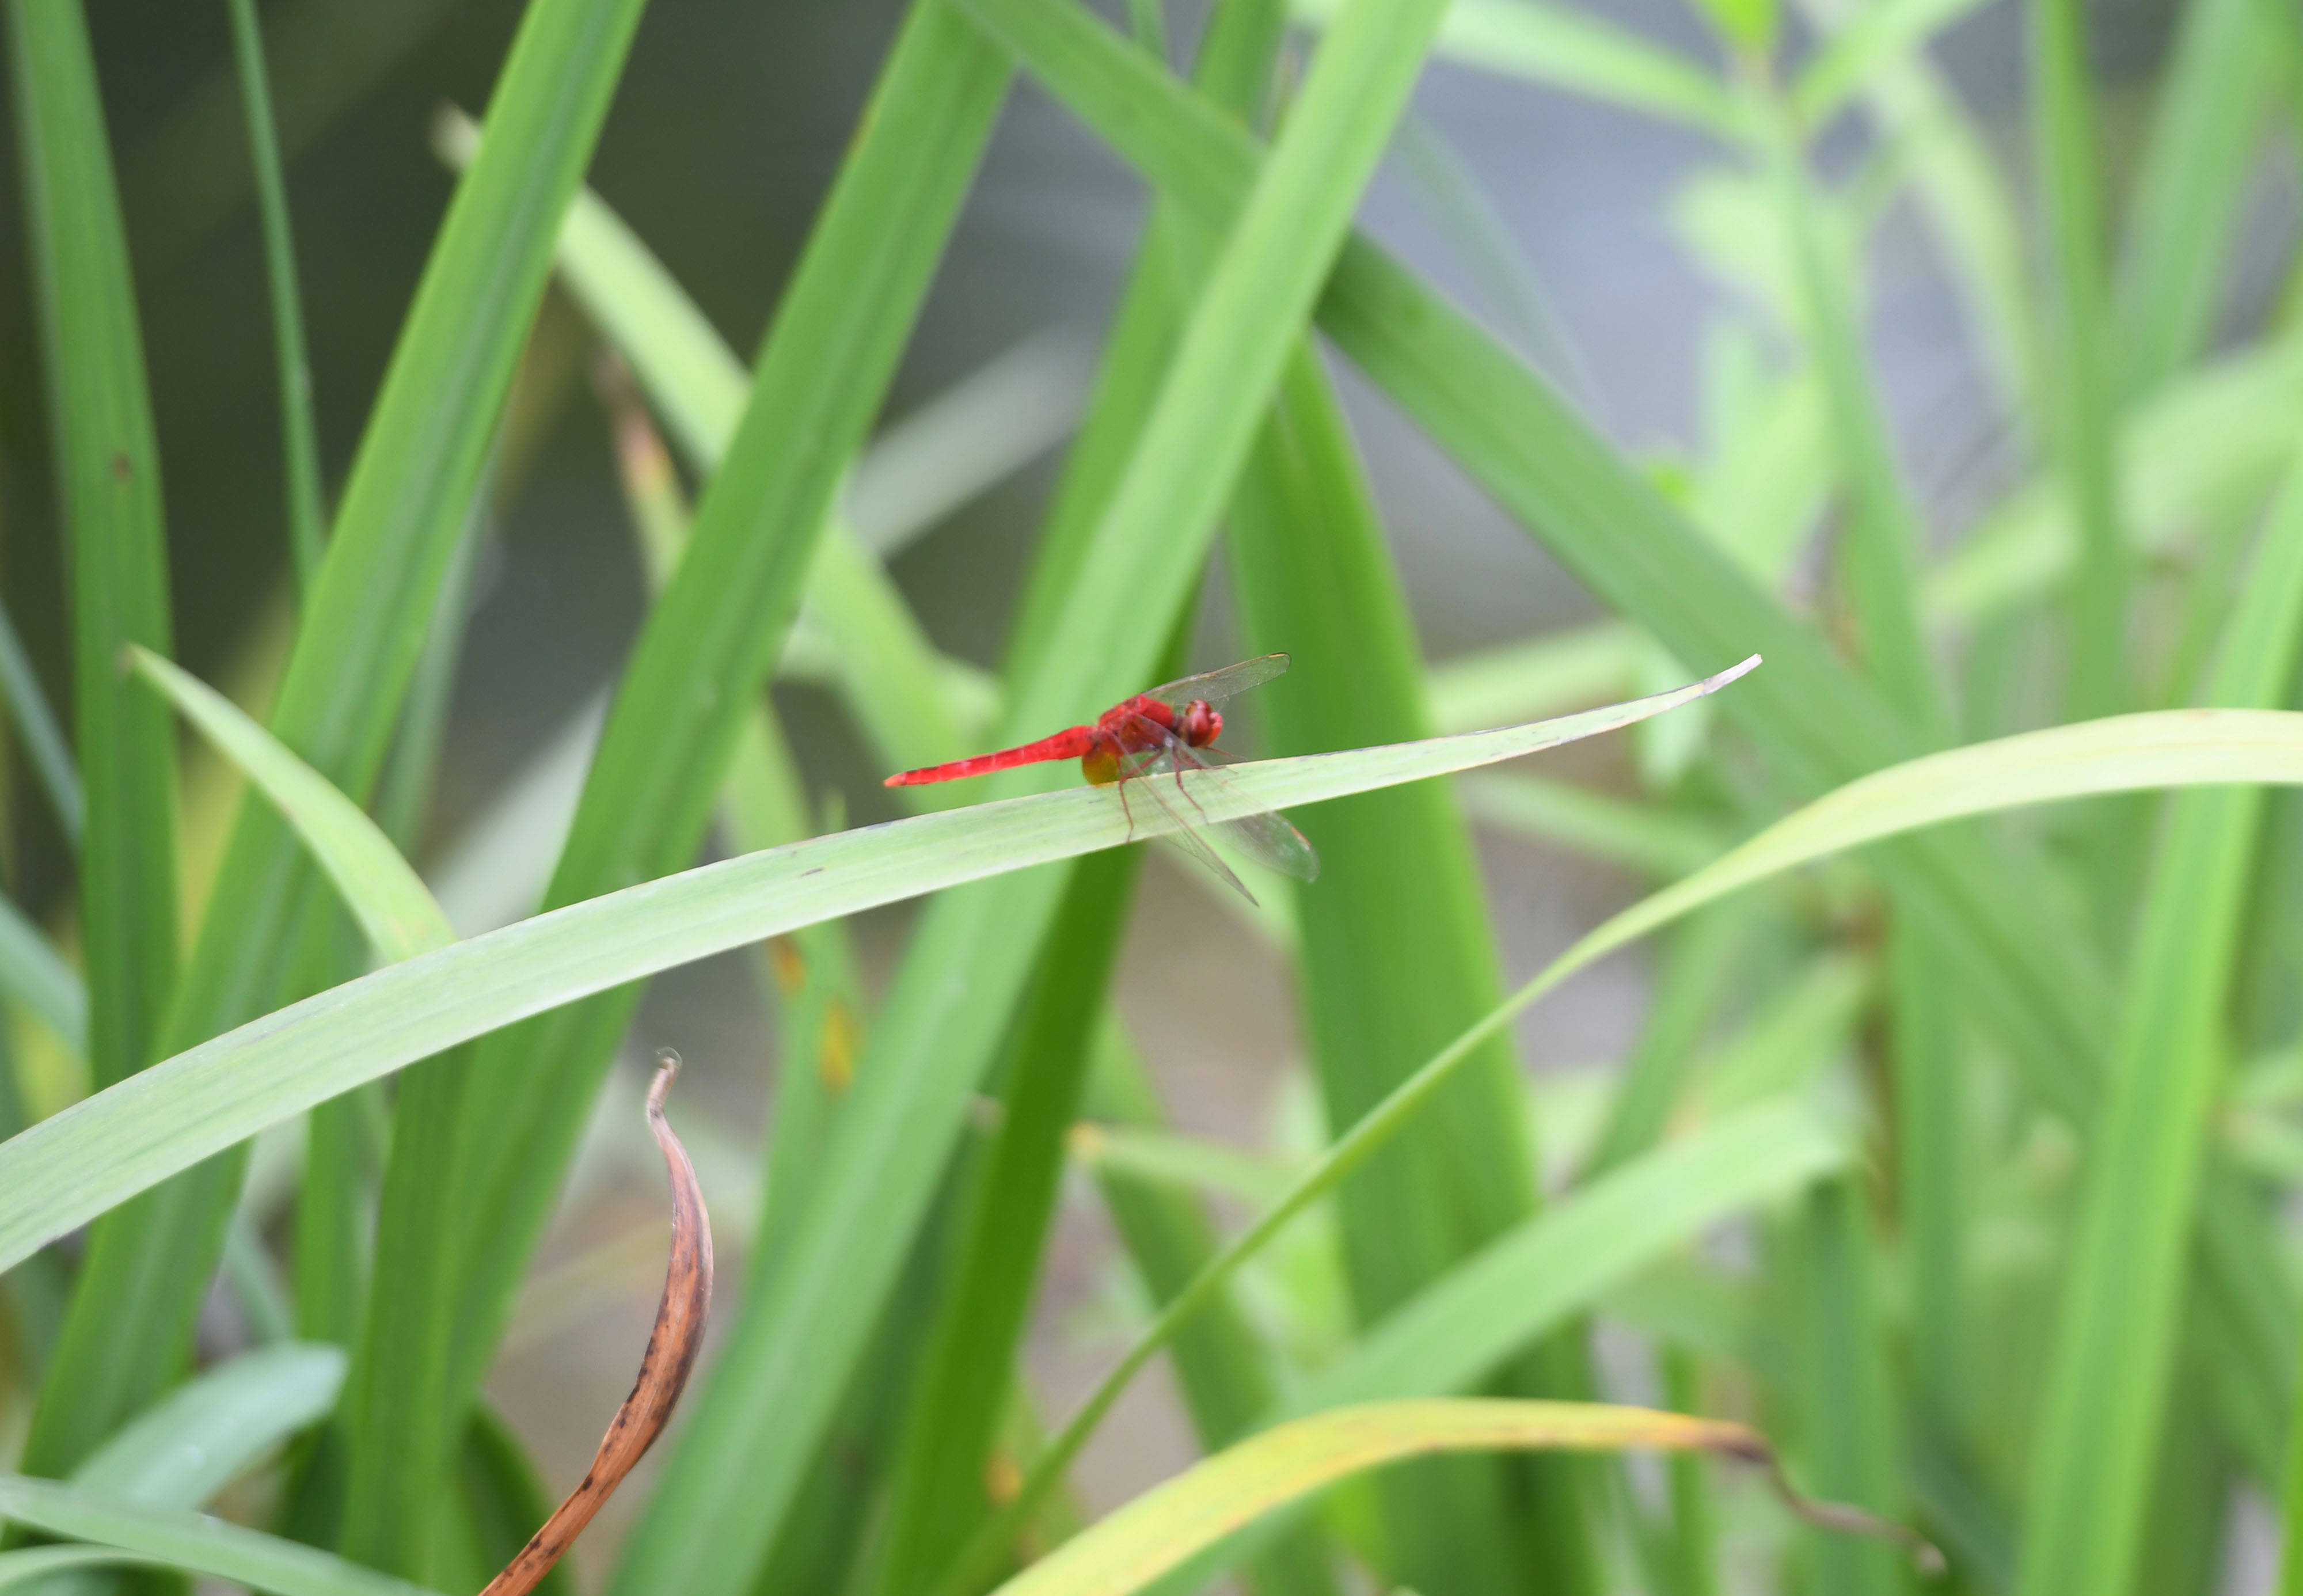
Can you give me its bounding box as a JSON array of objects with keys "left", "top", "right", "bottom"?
[{"left": 886, "top": 655, "right": 1319, "bottom": 903}]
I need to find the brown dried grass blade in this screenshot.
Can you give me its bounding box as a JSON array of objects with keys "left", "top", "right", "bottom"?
[{"left": 481, "top": 1050, "right": 715, "bottom": 1596}]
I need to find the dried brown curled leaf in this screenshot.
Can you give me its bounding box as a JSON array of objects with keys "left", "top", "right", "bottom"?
[{"left": 481, "top": 1050, "right": 715, "bottom": 1596}]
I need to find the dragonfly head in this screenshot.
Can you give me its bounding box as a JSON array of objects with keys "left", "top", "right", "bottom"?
[{"left": 1177, "top": 700, "right": 1222, "bottom": 747}]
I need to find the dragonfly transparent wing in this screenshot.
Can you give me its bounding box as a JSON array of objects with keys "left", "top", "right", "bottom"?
[
  {"left": 1141, "top": 653, "right": 1290, "bottom": 712},
  {"left": 1115, "top": 756, "right": 1257, "bottom": 903},
  {"left": 1110, "top": 720, "right": 1318, "bottom": 903},
  {"left": 1157, "top": 740, "right": 1319, "bottom": 881}
]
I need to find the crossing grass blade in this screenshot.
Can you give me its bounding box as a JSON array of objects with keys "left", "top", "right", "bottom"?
[
  {"left": 23, "top": 0, "right": 653, "bottom": 1483},
  {"left": 1288, "top": 0, "right": 1750, "bottom": 140},
  {"left": 124, "top": 649, "right": 453, "bottom": 965},
  {"left": 986, "top": 1400, "right": 1925, "bottom": 1596},
  {"left": 7, "top": 0, "right": 183, "bottom": 1490},
  {"left": 864, "top": 847, "right": 1143, "bottom": 1596},
  {"left": 0, "top": 671, "right": 1743, "bottom": 1283},
  {"left": 2031, "top": 0, "right": 2127, "bottom": 719},
  {"left": 0, "top": 601, "right": 82, "bottom": 845},
  {"left": 1793, "top": 1181, "right": 1904, "bottom": 1596},
  {"left": 613, "top": 0, "right": 1470, "bottom": 1588},
  {"left": 1082, "top": 1029, "right": 1341, "bottom": 1596},
  {"left": 1925, "top": 328, "right": 2303, "bottom": 625},
  {"left": 71, "top": 1343, "right": 346, "bottom": 1507},
  {"left": 0, "top": 894, "right": 86, "bottom": 1058},
  {"left": 2115, "top": 0, "right": 2282, "bottom": 395},
  {"left": 1788, "top": 0, "right": 2033, "bottom": 423},
  {"left": 0, "top": 1546, "right": 180, "bottom": 1590},
  {"left": 440, "top": 107, "right": 981, "bottom": 766},
  {"left": 1290, "top": 1099, "right": 1849, "bottom": 1413},
  {"left": 226, "top": 0, "right": 328, "bottom": 589},
  {"left": 6, "top": 0, "right": 180, "bottom": 1100},
  {"left": 1230, "top": 341, "right": 1596, "bottom": 1594},
  {"left": 2017, "top": 457, "right": 2303, "bottom": 1595},
  {"left": 0, "top": 1477, "right": 436, "bottom": 1596},
  {"left": 347, "top": 28, "right": 1019, "bottom": 1559}
]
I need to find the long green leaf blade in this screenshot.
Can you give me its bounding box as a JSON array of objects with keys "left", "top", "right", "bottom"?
[
  {"left": 226, "top": 0, "right": 328, "bottom": 588},
  {"left": 1231, "top": 342, "right": 1590, "bottom": 1592},
  {"left": 1294, "top": 1099, "right": 1846, "bottom": 1411},
  {"left": 349, "top": 6, "right": 1016, "bottom": 1572},
  {"left": 0, "top": 672, "right": 1747, "bottom": 1291},
  {"left": 2032, "top": 0, "right": 2127, "bottom": 719},
  {"left": 7, "top": 0, "right": 182, "bottom": 1489},
  {"left": 126, "top": 649, "right": 452, "bottom": 964},
  {"left": 615, "top": 0, "right": 1466, "bottom": 1586},
  {"left": 6, "top": 0, "right": 179, "bottom": 1099},
  {"left": 0, "top": 1477, "right": 434, "bottom": 1596},
  {"left": 2017, "top": 451, "right": 2303, "bottom": 1595},
  {"left": 25, "top": 0, "right": 652, "bottom": 1480},
  {"left": 0, "top": 600, "right": 82, "bottom": 845}
]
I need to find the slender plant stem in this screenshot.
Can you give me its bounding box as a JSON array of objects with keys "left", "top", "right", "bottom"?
[{"left": 226, "top": 0, "right": 328, "bottom": 590}]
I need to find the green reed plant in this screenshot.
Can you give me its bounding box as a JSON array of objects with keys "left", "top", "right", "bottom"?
[{"left": 2, "top": 0, "right": 2302, "bottom": 1592}]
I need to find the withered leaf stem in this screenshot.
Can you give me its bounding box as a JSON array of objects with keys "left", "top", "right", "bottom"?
[{"left": 480, "top": 1050, "right": 715, "bottom": 1596}]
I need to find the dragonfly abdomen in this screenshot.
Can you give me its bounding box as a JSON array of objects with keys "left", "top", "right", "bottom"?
[{"left": 883, "top": 725, "right": 1097, "bottom": 786}]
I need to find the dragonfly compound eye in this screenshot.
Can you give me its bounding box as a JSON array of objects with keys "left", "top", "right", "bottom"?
[{"left": 1183, "top": 702, "right": 1222, "bottom": 746}]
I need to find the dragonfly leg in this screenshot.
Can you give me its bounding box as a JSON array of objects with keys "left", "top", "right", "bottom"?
[{"left": 1116, "top": 769, "right": 1140, "bottom": 844}]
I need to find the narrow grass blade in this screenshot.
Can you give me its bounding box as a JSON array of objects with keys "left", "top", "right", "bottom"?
[
  {"left": 964, "top": 5, "right": 2300, "bottom": 1437},
  {"left": 370, "top": 28, "right": 1017, "bottom": 1551},
  {"left": 2017, "top": 459, "right": 2303, "bottom": 1595},
  {"left": 1789, "top": 0, "right": 2033, "bottom": 423},
  {"left": 960, "top": 701, "right": 2303, "bottom": 1570},
  {"left": 1586, "top": 904, "right": 1754, "bottom": 1174},
  {"left": 1296, "top": 1099, "right": 1847, "bottom": 1412},
  {"left": 1424, "top": 624, "right": 1643, "bottom": 733},
  {"left": 2115, "top": 0, "right": 2280, "bottom": 395},
  {"left": 2032, "top": 0, "right": 2127, "bottom": 718},
  {"left": 449, "top": 1408, "right": 571, "bottom": 1596},
  {"left": 615, "top": 0, "right": 1469, "bottom": 1587},
  {"left": 441, "top": 107, "right": 985, "bottom": 765},
  {"left": 1926, "top": 330, "right": 2303, "bottom": 624},
  {"left": 72, "top": 1343, "right": 345, "bottom": 1507},
  {"left": 7, "top": 0, "right": 180, "bottom": 1099},
  {"left": 125, "top": 648, "right": 453, "bottom": 964},
  {"left": 1760, "top": 102, "right": 1945, "bottom": 734},
  {"left": 0, "top": 1477, "right": 438, "bottom": 1596},
  {"left": 988, "top": 1400, "right": 1924, "bottom": 1596},
  {"left": 1230, "top": 337, "right": 1593, "bottom": 1589},
  {"left": 0, "top": 893, "right": 86, "bottom": 1057},
  {"left": 7, "top": 0, "right": 181, "bottom": 1499},
  {"left": 26, "top": 0, "right": 652, "bottom": 1481},
  {"left": 1892, "top": 926, "right": 1964, "bottom": 1441},
  {"left": 1289, "top": 0, "right": 1749, "bottom": 139},
  {"left": 865, "top": 848, "right": 1142, "bottom": 1596},
  {"left": 227, "top": 0, "right": 328, "bottom": 588},
  {"left": 0, "top": 601, "right": 81, "bottom": 845},
  {"left": 1082, "top": 1029, "right": 1339, "bottom": 1596},
  {"left": 1460, "top": 773, "right": 1724, "bottom": 879},
  {"left": 593, "top": 361, "right": 873, "bottom": 1286},
  {"left": 1795, "top": 1181, "right": 1903, "bottom": 1596},
  {"left": 1791, "top": 0, "right": 1998, "bottom": 127}
]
